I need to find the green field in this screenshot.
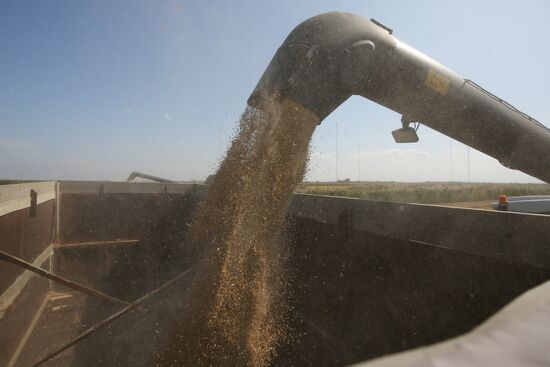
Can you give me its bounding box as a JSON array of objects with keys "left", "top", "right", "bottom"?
[{"left": 296, "top": 182, "right": 550, "bottom": 205}]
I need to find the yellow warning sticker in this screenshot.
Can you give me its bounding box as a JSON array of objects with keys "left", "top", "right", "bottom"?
[{"left": 425, "top": 69, "right": 450, "bottom": 95}]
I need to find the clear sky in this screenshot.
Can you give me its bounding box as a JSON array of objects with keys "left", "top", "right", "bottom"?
[{"left": 1, "top": 0, "right": 549, "bottom": 183}]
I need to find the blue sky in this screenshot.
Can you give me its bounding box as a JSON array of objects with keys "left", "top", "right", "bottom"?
[{"left": 1, "top": 0, "right": 549, "bottom": 182}]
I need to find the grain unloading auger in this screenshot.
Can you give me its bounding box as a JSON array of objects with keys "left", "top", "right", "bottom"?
[{"left": 248, "top": 12, "right": 550, "bottom": 183}]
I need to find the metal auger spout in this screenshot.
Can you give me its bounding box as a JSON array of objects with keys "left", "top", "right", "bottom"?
[{"left": 248, "top": 11, "right": 550, "bottom": 183}]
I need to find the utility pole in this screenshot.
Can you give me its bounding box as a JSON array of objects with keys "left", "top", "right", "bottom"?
[
  {"left": 467, "top": 147, "right": 471, "bottom": 183},
  {"left": 358, "top": 144, "right": 361, "bottom": 182},
  {"left": 335, "top": 121, "right": 338, "bottom": 182},
  {"left": 450, "top": 139, "right": 453, "bottom": 183}
]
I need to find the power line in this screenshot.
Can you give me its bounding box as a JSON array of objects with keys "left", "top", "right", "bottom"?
[{"left": 358, "top": 144, "right": 361, "bottom": 182}]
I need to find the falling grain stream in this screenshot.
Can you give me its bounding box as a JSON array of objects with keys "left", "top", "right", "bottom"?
[{"left": 159, "top": 97, "right": 320, "bottom": 366}]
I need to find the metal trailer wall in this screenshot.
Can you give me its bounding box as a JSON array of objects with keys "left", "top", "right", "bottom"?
[
  {"left": 0, "top": 182, "right": 56, "bottom": 367},
  {"left": 51, "top": 181, "right": 208, "bottom": 300},
  {"left": 0, "top": 181, "right": 208, "bottom": 366},
  {"left": 1, "top": 181, "right": 549, "bottom": 366},
  {"left": 36, "top": 184, "right": 550, "bottom": 366},
  {"left": 278, "top": 195, "right": 550, "bottom": 365}
]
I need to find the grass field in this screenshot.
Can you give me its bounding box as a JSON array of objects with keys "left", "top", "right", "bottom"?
[{"left": 296, "top": 182, "right": 550, "bottom": 205}]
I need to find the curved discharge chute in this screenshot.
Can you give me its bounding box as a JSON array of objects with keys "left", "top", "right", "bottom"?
[{"left": 249, "top": 12, "right": 550, "bottom": 183}]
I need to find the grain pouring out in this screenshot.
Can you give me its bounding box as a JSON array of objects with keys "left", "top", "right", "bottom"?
[{"left": 160, "top": 96, "right": 319, "bottom": 366}]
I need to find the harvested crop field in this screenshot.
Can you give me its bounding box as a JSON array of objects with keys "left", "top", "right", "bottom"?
[{"left": 296, "top": 182, "right": 550, "bottom": 206}]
